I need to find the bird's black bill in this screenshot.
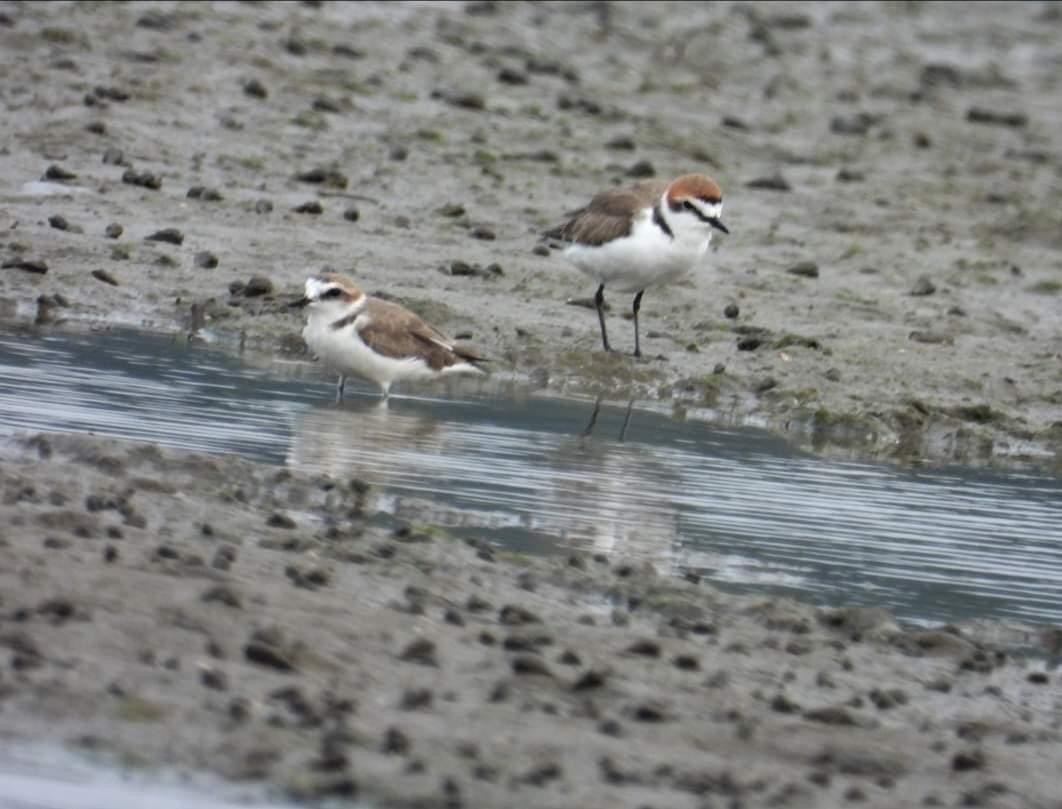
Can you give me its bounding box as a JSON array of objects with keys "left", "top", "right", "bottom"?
[
  {"left": 289, "top": 296, "right": 310, "bottom": 308},
  {"left": 708, "top": 217, "right": 729, "bottom": 235}
]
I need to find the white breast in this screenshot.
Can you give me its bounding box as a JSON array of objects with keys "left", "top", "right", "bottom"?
[{"left": 563, "top": 210, "right": 712, "bottom": 293}]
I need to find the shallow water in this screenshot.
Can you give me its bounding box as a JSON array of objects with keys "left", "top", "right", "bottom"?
[
  {"left": 0, "top": 743, "right": 305, "bottom": 809},
  {"left": 2, "top": 326, "right": 1061, "bottom": 628}
]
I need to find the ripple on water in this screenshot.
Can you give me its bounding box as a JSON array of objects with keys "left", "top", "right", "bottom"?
[{"left": 2, "top": 327, "right": 1061, "bottom": 626}]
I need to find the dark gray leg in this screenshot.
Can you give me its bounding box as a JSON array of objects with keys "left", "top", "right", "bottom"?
[
  {"left": 632, "top": 290, "right": 645, "bottom": 357},
  {"left": 618, "top": 397, "right": 634, "bottom": 442},
  {"left": 335, "top": 375, "right": 346, "bottom": 402},
  {"left": 581, "top": 394, "right": 603, "bottom": 437},
  {"left": 594, "top": 284, "right": 612, "bottom": 352}
]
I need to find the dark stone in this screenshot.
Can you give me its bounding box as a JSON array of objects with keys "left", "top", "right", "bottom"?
[
  {"left": 201, "top": 667, "right": 229, "bottom": 690},
  {"left": 400, "top": 688, "right": 433, "bottom": 710},
  {"left": 104, "top": 223, "right": 123, "bottom": 239},
  {"left": 343, "top": 207, "right": 360, "bottom": 222},
  {"left": 295, "top": 167, "right": 347, "bottom": 188},
  {"left": 244, "top": 276, "right": 274, "bottom": 297},
  {"left": 723, "top": 302, "right": 740, "bottom": 319},
  {"left": 830, "top": 112, "right": 880, "bottom": 136},
  {"left": 966, "top": 107, "right": 1027, "bottom": 128},
  {"left": 786, "top": 261, "right": 820, "bottom": 278},
  {"left": 471, "top": 226, "right": 495, "bottom": 240},
  {"left": 102, "top": 146, "right": 126, "bottom": 166},
  {"left": 497, "top": 67, "right": 528, "bottom": 85},
  {"left": 266, "top": 512, "right": 296, "bottom": 529},
  {"left": 952, "top": 749, "right": 985, "bottom": 772},
  {"left": 43, "top": 164, "right": 77, "bottom": 182},
  {"left": 499, "top": 604, "right": 541, "bottom": 625},
  {"left": 3, "top": 258, "right": 48, "bottom": 274},
  {"left": 737, "top": 335, "right": 762, "bottom": 351},
  {"left": 511, "top": 655, "right": 552, "bottom": 676},
  {"left": 293, "top": 200, "right": 324, "bottom": 215},
  {"left": 626, "top": 159, "right": 655, "bottom": 178},
  {"left": 121, "top": 169, "right": 162, "bottom": 190},
  {"left": 398, "top": 638, "right": 438, "bottom": 666},
  {"left": 382, "top": 726, "right": 411, "bottom": 754},
  {"left": 746, "top": 173, "right": 791, "bottom": 192},
  {"left": 194, "top": 251, "right": 218, "bottom": 269},
  {"left": 91, "top": 269, "right": 119, "bottom": 286},
  {"left": 244, "top": 628, "right": 298, "bottom": 672},
  {"left": 312, "top": 96, "right": 341, "bottom": 113},
  {"left": 572, "top": 668, "right": 608, "bottom": 691},
  {"left": 187, "top": 186, "right": 223, "bottom": 201},
  {"left": 627, "top": 639, "right": 661, "bottom": 657},
  {"left": 145, "top": 227, "right": 183, "bottom": 245},
  {"left": 910, "top": 275, "right": 936, "bottom": 296}
]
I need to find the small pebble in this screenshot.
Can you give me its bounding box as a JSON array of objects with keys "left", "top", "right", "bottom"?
[
  {"left": 102, "top": 146, "right": 125, "bottom": 165},
  {"left": 145, "top": 227, "right": 184, "bottom": 245},
  {"left": 200, "top": 667, "right": 229, "bottom": 691},
  {"left": 625, "top": 159, "right": 655, "bottom": 178},
  {"left": 746, "top": 173, "right": 791, "bottom": 192},
  {"left": 43, "top": 164, "right": 77, "bottom": 182},
  {"left": 786, "top": 261, "right": 820, "bottom": 278},
  {"left": 910, "top": 275, "right": 936, "bottom": 296},
  {"left": 122, "top": 168, "right": 162, "bottom": 190},
  {"left": 343, "top": 206, "right": 360, "bottom": 222},
  {"left": 243, "top": 78, "right": 268, "bottom": 99},
  {"left": 91, "top": 269, "right": 119, "bottom": 286},
  {"left": 2, "top": 258, "right": 48, "bottom": 274},
  {"left": 104, "top": 223, "right": 123, "bottom": 239},
  {"left": 497, "top": 66, "right": 528, "bottom": 85},
  {"left": 187, "top": 186, "right": 223, "bottom": 201},
  {"left": 194, "top": 251, "right": 218, "bottom": 269},
  {"left": 293, "top": 200, "right": 323, "bottom": 215},
  {"left": 254, "top": 199, "right": 273, "bottom": 214},
  {"left": 723, "top": 302, "right": 740, "bottom": 319}
]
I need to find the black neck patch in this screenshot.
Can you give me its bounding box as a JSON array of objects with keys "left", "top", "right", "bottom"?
[
  {"left": 330, "top": 312, "right": 358, "bottom": 331},
  {"left": 652, "top": 202, "right": 674, "bottom": 240}
]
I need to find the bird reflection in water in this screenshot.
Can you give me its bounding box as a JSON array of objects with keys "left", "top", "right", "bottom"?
[
  {"left": 285, "top": 397, "right": 442, "bottom": 486},
  {"left": 547, "top": 393, "right": 683, "bottom": 569}
]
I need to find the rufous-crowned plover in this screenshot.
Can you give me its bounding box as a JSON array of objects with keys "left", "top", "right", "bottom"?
[
  {"left": 292, "top": 272, "right": 487, "bottom": 400},
  {"left": 544, "top": 173, "right": 729, "bottom": 357}
]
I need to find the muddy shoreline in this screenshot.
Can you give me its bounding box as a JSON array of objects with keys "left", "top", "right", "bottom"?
[
  {"left": 2, "top": 431, "right": 1061, "bottom": 809},
  {"left": 1, "top": 1, "right": 1060, "bottom": 468},
  {"left": 1, "top": 2, "right": 1061, "bottom": 807}
]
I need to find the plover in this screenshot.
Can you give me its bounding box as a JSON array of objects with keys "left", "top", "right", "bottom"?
[
  {"left": 544, "top": 173, "right": 729, "bottom": 357},
  {"left": 292, "top": 272, "right": 487, "bottom": 399}
]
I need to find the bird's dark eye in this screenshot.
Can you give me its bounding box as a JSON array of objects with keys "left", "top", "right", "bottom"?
[
  {"left": 682, "top": 200, "right": 696, "bottom": 211},
  {"left": 322, "top": 288, "right": 343, "bottom": 299}
]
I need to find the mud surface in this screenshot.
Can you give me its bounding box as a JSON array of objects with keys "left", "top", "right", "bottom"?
[
  {"left": 1, "top": 2, "right": 1062, "bottom": 807},
  {"left": 0, "top": 0, "right": 1060, "bottom": 466},
  {"left": 1, "top": 431, "right": 1060, "bottom": 809}
]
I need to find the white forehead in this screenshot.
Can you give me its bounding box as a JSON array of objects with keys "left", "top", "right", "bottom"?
[
  {"left": 689, "top": 199, "right": 723, "bottom": 219},
  {"left": 305, "top": 277, "right": 335, "bottom": 299}
]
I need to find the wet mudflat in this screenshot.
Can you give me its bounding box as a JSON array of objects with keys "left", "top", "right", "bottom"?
[{"left": 1, "top": 1, "right": 1061, "bottom": 807}]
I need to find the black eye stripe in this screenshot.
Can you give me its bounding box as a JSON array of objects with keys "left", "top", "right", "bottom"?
[{"left": 321, "top": 288, "right": 343, "bottom": 299}]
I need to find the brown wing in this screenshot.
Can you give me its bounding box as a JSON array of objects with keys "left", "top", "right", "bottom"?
[
  {"left": 543, "top": 180, "right": 667, "bottom": 246},
  {"left": 357, "top": 298, "right": 486, "bottom": 371}
]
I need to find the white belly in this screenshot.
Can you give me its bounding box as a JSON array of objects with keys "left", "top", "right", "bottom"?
[
  {"left": 563, "top": 218, "right": 712, "bottom": 294},
  {"left": 303, "top": 320, "right": 432, "bottom": 389}
]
